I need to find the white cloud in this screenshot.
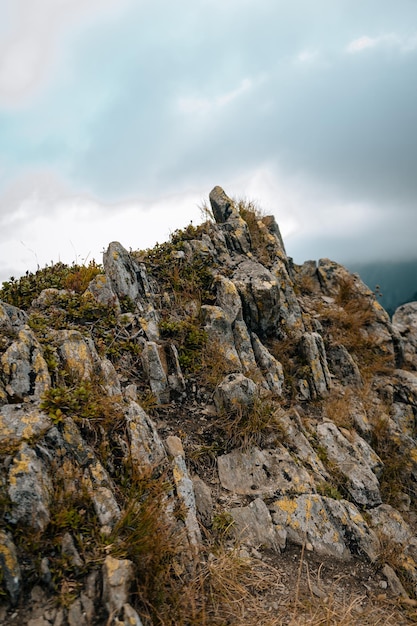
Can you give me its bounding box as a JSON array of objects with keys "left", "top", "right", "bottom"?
[
  {"left": 295, "top": 49, "right": 320, "bottom": 64},
  {"left": 177, "top": 78, "right": 253, "bottom": 115},
  {"left": 346, "top": 32, "right": 417, "bottom": 54}
]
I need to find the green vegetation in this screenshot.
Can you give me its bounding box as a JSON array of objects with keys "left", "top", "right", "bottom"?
[{"left": 0, "top": 261, "right": 102, "bottom": 310}]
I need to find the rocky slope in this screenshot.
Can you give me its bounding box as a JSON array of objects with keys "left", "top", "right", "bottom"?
[{"left": 1, "top": 187, "right": 417, "bottom": 625}]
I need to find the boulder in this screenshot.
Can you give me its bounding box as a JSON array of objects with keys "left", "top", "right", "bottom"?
[
  {"left": 214, "top": 373, "right": 257, "bottom": 415},
  {"left": 316, "top": 421, "right": 382, "bottom": 508},
  {"left": 217, "top": 446, "right": 314, "bottom": 497},
  {"left": 270, "top": 494, "right": 379, "bottom": 561},
  {"left": 392, "top": 302, "right": 417, "bottom": 370},
  {"left": 229, "top": 498, "right": 284, "bottom": 552},
  {"left": 8, "top": 444, "right": 52, "bottom": 532}
]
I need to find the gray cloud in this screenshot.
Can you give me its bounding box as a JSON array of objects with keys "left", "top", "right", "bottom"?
[{"left": 1, "top": 0, "right": 417, "bottom": 279}]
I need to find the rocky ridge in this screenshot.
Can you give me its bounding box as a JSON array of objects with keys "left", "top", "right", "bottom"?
[{"left": 0, "top": 187, "right": 417, "bottom": 624}]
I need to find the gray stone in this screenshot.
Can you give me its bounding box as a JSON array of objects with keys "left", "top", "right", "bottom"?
[
  {"left": 171, "top": 455, "right": 202, "bottom": 550},
  {"left": 103, "top": 241, "right": 159, "bottom": 340},
  {"left": 392, "top": 301, "right": 417, "bottom": 370},
  {"left": 270, "top": 495, "right": 379, "bottom": 561},
  {"left": 192, "top": 476, "right": 213, "bottom": 528},
  {"left": 209, "top": 187, "right": 251, "bottom": 254},
  {"left": 0, "top": 405, "right": 52, "bottom": 455},
  {"left": 327, "top": 344, "right": 363, "bottom": 387},
  {"left": 1, "top": 328, "right": 50, "bottom": 402},
  {"left": 67, "top": 598, "right": 87, "bottom": 626},
  {"left": 54, "top": 330, "right": 96, "bottom": 381},
  {"left": 121, "top": 603, "right": 144, "bottom": 626},
  {"left": 217, "top": 446, "right": 314, "bottom": 497},
  {"left": 251, "top": 333, "right": 284, "bottom": 395},
  {"left": 201, "top": 306, "right": 242, "bottom": 372},
  {"left": 85, "top": 460, "right": 121, "bottom": 532},
  {"left": 165, "top": 435, "right": 184, "bottom": 458},
  {"left": 125, "top": 401, "right": 166, "bottom": 467},
  {"left": 233, "top": 260, "right": 281, "bottom": 337},
  {"left": 229, "top": 498, "right": 284, "bottom": 552},
  {"left": 209, "top": 186, "right": 240, "bottom": 223},
  {"left": 300, "top": 332, "right": 331, "bottom": 398},
  {"left": 214, "top": 372, "right": 257, "bottom": 415},
  {"left": 233, "top": 320, "right": 259, "bottom": 374},
  {"left": 102, "top": 555, "right": 135, "bottom": 614},
  {"left": 0, "top": 530, "right": 21, "bottom": 605},
  {"left": 87, "top": 273, "right": 120, "bottom": 310},
  {"left": 0, "top": 301, "right": 27, "bottom": 332},
  {"left": 382, "top": 564, "right": 408, "bottom": 597},
  {"left": 316, "top": 421, "right": 382, "bottom": 508},
  {"left": 215, "top": 275, "right": 243, "bottom": 324},
  {"left": 61, "top": 533, "right": 83, "bottom": 568},
  {"left": 8, "top": 444, "right": 52, "bottom": 531},
  {"left": 276, "top": 408, "right": 329, "bottom": 482},
  {"left": 141, "top": 341, "right": 170, "bottom": 404}
]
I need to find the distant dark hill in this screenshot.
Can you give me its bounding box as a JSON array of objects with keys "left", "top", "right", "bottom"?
[{"left": 346, "top": 258, "right": 417, "bottom": 317}]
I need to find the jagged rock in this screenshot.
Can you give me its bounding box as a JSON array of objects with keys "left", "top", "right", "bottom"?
[
  {"left": 229, "top": 497, "right": 284, "bottom": 552},
  {"left": 215, "top": 275, "right": 243, "bottom": 324},
  {"left": 60, "top": 417, "right": 95, "bottom": 467},
  {"left": 270, "top": 259, "right": 304, "bottom": 334},
  {"left": 392, "top": 302, "right": 417, "bottom": 370},
  {"left": 110, "top": 603, "right": 144, "bottom": 626},
  {"left": 84, "top": 459, "right": 121, "bottom": 533},
  {"left": 171, "top": 452, "right": 202, "bottom": 550},
  {"left": 270, "top": 495, "right": 379, "bottom": 561},
  {"left": 214, "top": 372, "right": 257, "bottom": 414},
  {"left": 316, "top": 421, "right": 382, "bottom": 508},
  {"left": 368, "top": 504, "right": 417, "bottom": 587},
  {"left": 209, "top": 186, "right": 240, "bottom": 223},
  {"left": 317, "top": 258, "right": 396, "bottom": 359},
  {"left": 233, "top": 260, "right": 282, "bottom": 337},
  {"left": 277, "top": 408, "right": 330, "bottom": 482},
  {"left": 98, "top": 357, "right": 122, "bottom": 397},
  {"left": 0, "top": 300, "right": 27, "bottom": 332},
  {"left": 68, "top": 598, "right": 88, "bottom": 626},
  {"left": 61, "top": 532, "right": 83, "bottom": 568},
  {"left": 54, "top": 330, "right": 96, "bottom": 381},
  {"left": 0, "top": 405, "right": 52, "bottom": 455},
  {"left": 367, "top": 503, "right": 414, "bottom": 546},
  {"left": 327, "top": 344, "right": 363, "bottom": 387},
  {"left": 125, "top": 401, "right": 165, "bottom": 468},
  {"left": 141, "top": 341, "right": 170, "bottom": 404},
  {"left": 209, "top": 186, "right": 251, "bottom": 254},
  {"left": 103, "top": 241, "right": 159, "bottom": 340},
  {"left": 0, "top": 530, "right": 21, "bottom": 605},
  {"left": 217, "top": 446, "right": 314, "bottom": 497},
  {"left": 382, "top": 564, "right": 408, "bottom": 597},
  {"left": 87, "top": 273, "right": 120, "bottom": 310},
  {"left": 102, "top": 555, "right": 135, "bottom": 615},
  {"left": 1, "top": 328, "right": 51, "bottom": 402},
  {"left": 201, "top": 305, "right": 242, "bottom": 371},
  {"left": 300, "top": 332, "right": 331, "bottom": 398},
  {"left": 8, "top": 443, "right": 52, "bottom": 531},
  {"left": 393, "top": 369, "right": 417, "bottom": 409},
  {"left": 232, "top": 320, "right": 259, "bottom": 374},
  {"left": 192, "top": 476, "right": 213, "bottom": 528},
  {"left": 166, "top": 344, "right": 186, "bottom": 392},
  {"left": 251, "top": 333, "right": 284, "bottom": 395}
]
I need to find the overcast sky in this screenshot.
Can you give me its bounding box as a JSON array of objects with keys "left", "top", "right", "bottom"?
[{"left": 1, "top": 0, "right": 416, "bottom": 282}]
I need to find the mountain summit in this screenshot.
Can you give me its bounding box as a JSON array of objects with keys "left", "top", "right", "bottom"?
[{"left": 1, "top": 188, "right": 417, "bottom": 625}]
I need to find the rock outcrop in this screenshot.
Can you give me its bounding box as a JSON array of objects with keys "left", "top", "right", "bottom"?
[{"left": 1, "top": 186, "right": 417, "bottom": 624}]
